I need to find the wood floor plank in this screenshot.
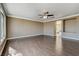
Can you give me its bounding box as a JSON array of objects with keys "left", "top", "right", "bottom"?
[{"left": 2, "top": 35, "right": 79, "bottom": 56}]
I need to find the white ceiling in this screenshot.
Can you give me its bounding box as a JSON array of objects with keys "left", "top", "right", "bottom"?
[{"left": 3, "top": 3, "right": 79, "bottom": 22}]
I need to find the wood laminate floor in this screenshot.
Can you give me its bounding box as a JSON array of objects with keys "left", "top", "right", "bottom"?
[{"left": 2, "top": 35, "right": 79, "bottom": 56}]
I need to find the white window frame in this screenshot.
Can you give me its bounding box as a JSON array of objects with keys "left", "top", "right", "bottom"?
[{"left": 0, "top": 4, "right": 6, "bottom": 45}]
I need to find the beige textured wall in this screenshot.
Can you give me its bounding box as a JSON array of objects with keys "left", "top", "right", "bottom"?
[
  {"left": 62, "top": 17, "right": 79, "bottom": 40},
  {"left": 65, "top": 17, "right": 79, "bottom": 34},
  {"left": 7, "top": 17, "right": 43, "bottom": 38},
  {"left": 44, "top": 21, "right": 56, "bottom": 36}
]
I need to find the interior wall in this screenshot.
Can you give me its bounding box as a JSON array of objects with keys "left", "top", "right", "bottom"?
[
  {"left": 65, "top": 17, "right": 79, "bottom": 34},
  {"left": 65, "top": 18, "right": 77, "bottom": 33},
  {"left": 44, "top": 21, "right": 56, "bottom": 36},
  {"left": 7, "top": 16, "right": 56, "bottom": 39},
  {"left": 7, "top": 17, "right": 43, "bottom": 38},
  {"left": 62, "top": 17, "right": 79, "bottom": 40}
]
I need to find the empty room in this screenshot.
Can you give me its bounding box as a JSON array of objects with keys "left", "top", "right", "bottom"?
[{"left": 0, "top": 3, "right": 79, "bottom": 56}]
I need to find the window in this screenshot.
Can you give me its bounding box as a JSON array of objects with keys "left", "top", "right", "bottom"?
[{"left": 0, "top": 5, "right": 6, "bottom": 44}]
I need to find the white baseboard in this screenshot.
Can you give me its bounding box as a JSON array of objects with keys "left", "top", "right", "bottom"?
[
  {"left": 45, "top": 35, "right": 56, "bottom": 37},
  {"left": 62, "top": 37, "right": 79, "bottom": 40},
  {"left": 7, "top": 34, "right": 56, "bottom": 40},
  {"left": 7, "top": 34, "right": 43, "bottom": 40},
  {"left": 7, "top": 33, "right": 79, "bottom": 41},
  {"left": 62, "top": 32, "right": 79, "bottom": 40}
]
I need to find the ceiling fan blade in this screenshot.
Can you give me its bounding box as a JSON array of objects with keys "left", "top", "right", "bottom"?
[{"left": 47, "top": 14, "right": 54, "bottom": 16}]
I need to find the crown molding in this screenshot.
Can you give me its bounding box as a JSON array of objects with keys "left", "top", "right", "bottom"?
[
  {"left": 7, "top": 15, "right": 43, "bottom": 23},
  {"left": 7, "top": 14, "right": 79, "bottom": 23},
  {"left": 43, "top": 14, "right": 79, "bottom": 22}
]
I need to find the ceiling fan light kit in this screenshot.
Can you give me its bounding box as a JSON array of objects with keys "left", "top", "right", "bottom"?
[
  {"left": 43, "top": 15, "right": 48, "bottom": 19},
  {"left": 39, "top": 11, "right": 54, "bottom": 19}
]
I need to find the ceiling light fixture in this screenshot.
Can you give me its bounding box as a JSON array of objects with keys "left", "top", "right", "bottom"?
[{"left": 39, "top": 11, "right": 54, "bottom": 19}]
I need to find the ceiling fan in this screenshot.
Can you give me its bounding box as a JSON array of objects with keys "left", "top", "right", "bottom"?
[{"left": 39, "top": 11, "right": 54, "bottom": 19}]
